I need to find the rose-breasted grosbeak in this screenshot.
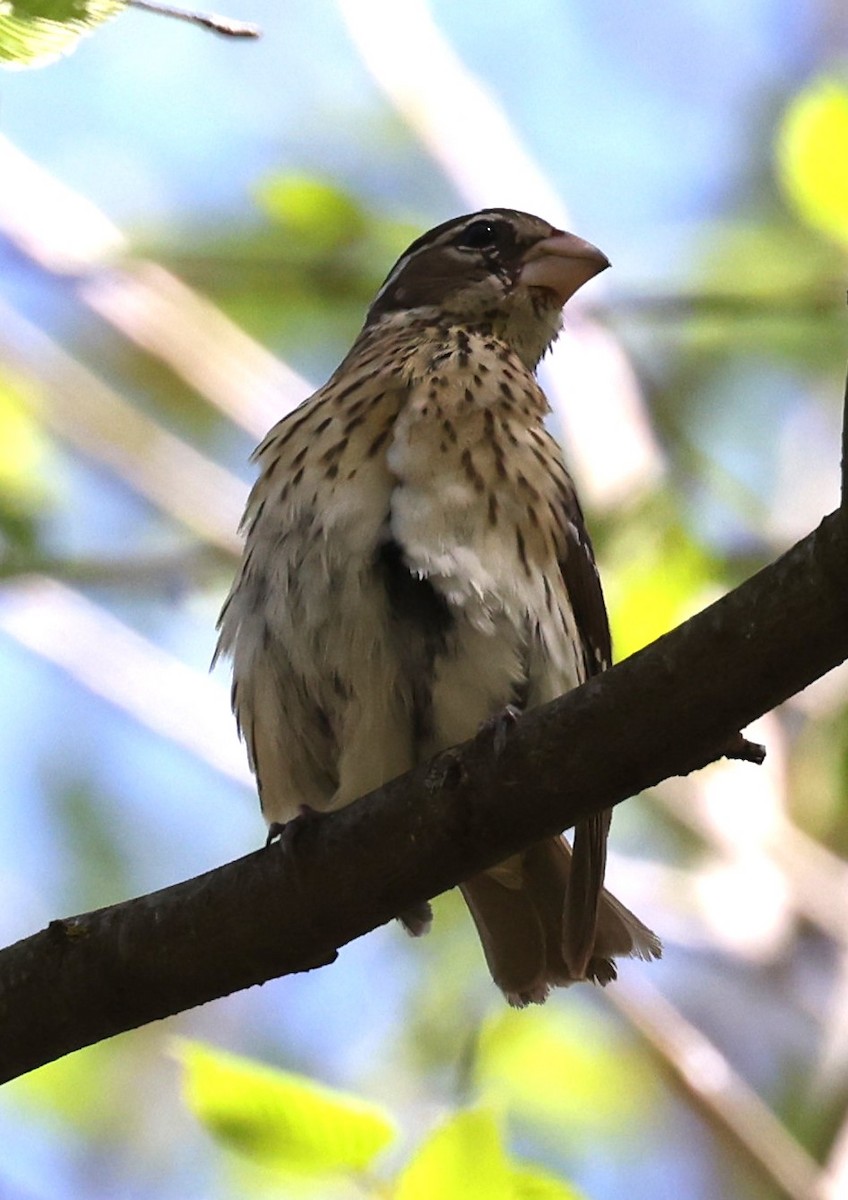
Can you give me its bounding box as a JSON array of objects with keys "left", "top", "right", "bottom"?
[{"left": 217, "top": 208, "right": 660, "bottom": 1006}]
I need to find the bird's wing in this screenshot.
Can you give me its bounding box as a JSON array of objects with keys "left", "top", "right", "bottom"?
[
  {"left": 215, "top": 342, "right": 412, "bottom": 822},
  {"left": 547, "top": 450, "right": 614, "bottom": 978}
]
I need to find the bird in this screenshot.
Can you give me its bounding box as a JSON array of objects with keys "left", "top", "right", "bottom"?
[{"left": 215, "top": 207, "right": 661, "bottom": 1006}]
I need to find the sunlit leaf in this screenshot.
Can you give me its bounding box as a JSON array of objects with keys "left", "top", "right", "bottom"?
[
  {"left": 0, "top": 371, "right": 52, "bottom": 548},
  {"left": 688, "top": 217, "right": 845, "bottom": 368},
  {"left": 155, "top": 197, "right": 419, "bottom": 372},
  {"left": 697, "top": 218, "right": 839, "bottom": 301},
  {"left": 475, "top": 1008, "right": 652, "bottom": 1133},
  {"left": 605, "top": 518, "right": 718, "bottom": 661},
  {"left": 777, "top": 76, "right": 848, "bottom": 248},
  {"left": 177, "top": 1041, "right": 396, "bottom": 1176},
  {"left": 0, "top": 0, "right": 124, "bottom": 69},
  {"left": 255, "top": 173, "right": 370, "bottom": 253},
  {"left": 395, "top": 1107, "right": 512, "bottom": 1200},
  {"left": 511, "top": 1164, "right": 585, "bottom": 1199},
  {"left": 8, "top": 1032, "right": 166, "bottom": 1139},
  {"left": 9, "top": 1039, "right": 117, "bottom": 1128},
  {"left": 0, "top": 374, "right": 50, "bottom": 493}
]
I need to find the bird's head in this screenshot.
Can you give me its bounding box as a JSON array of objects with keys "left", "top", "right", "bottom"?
[{"left": 366, "top": 208, "right": 609, "bottom": 368}]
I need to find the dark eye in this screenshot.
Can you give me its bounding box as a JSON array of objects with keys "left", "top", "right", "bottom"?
[{"left": 455, "top": 219, "right": 499, "bottom": 250}]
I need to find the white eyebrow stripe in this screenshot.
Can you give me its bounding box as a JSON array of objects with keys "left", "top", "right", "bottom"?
[
  {"left": 370, "top": 215, "right": 502, "bottom": 306},
  {"left": 371, "top": 249, "right": 418, "bottom": 305}
]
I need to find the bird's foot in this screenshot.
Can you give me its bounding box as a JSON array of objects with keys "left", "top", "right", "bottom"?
[
  {"left": 398, "top": 901, "right": 433, "bottom": 938},
  {"left": 478, "top": 704, "right": 522, "bottom": 757},
  {"left": 265, "top": 804, "right": 323, "bottom": 848}
]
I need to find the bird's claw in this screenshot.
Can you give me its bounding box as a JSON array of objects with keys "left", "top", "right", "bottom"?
[
  {"left": 265, "top": 821, "right": 287, "bottom": 847},
  {"left": 264, "top": 804, "right": 322, "bottom": 848},
  {"left": 479, "top": 704, "right": 522, "bottom": 757},
  {"left": 398, "top": 901, "right": 434, "bottom": 938}
]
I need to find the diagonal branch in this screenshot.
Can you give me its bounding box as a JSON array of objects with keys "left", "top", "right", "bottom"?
[
  {"left": 126, "top": 1, "right": 261, "bottom": 38},
  {"left": 842, "top": 335, "right": 848, "bottom": 510},
  {"left": 0, "top": 506, "right": 846, "bottom": 1085},
  {"left": 608, "top": 983, "right": 827, "bottom": 1200}
]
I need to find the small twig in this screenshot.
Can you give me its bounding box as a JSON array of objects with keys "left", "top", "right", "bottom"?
[
  {"left": 0, "top": 546, "right": 231, "bottom": 586},
  {"left": 126, "top": 0, "right": 261, "bottom": 38},
  {"left": 721, "top": 732, "right": 767, "bottom": 765},
  {"left": 602, "top": 289, "right": 842, "bottom": 322}
]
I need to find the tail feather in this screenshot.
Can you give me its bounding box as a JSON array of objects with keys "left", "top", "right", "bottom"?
[
  {"left": 563, "top": 810, "right": 610, "bottom": 978},
  {"left": 461, "top": 835, "right": 660, "bottom": 1005},
  {"left": 460, "top": 870, "right": 553, "bottom": 1006}
]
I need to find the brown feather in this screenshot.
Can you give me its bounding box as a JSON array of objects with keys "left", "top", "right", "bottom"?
[
  {"left": 216, "top": 208, "right": 661, "bottom": 1006},
  {"left": 462, "top": 836, "right": 659, "bottom": 1005},
  {"left": 551, "top": 475, "right": 617, "bottom": 976}
]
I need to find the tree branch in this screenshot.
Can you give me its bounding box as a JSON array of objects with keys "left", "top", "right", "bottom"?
[
  {"left": 126, "top": 1, "right": 261, "bottom": 38},
  {"left": 0, "top": 505, "right": 846, "bottom": 1084},
  {"left": 842, "top": 330, "right": 848, "bottom": 510}
]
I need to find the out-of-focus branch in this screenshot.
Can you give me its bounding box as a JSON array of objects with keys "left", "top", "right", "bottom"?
[
  {"left": 608, "top": 982, "right": 826, "bottom": 1200},
  {"left": 0, "top": 576, "right": 250, "bottom": 787},
  {"left": 80, "top": 264, "right": 309, "bottom": 438},
  {"left": 0, "top": 302, "right": 244, "bottom": 555},
  {"left": 653, "top": 766, "right": 848, "bottom": 948},
  {"left": 823, "top": 1114, "right": 848, "bottom": 1200},
  {"left": 0, "top": 546, "right": 228, "bottom": 586},
  {"left": 0, "top": 136, "right": 310, "bottom": 438},
  {"left": 603, "top": 289, "right": 844, "bottom": 320},
  {"left": 337, "top": 0, "right": 663, "bottom": 507}
]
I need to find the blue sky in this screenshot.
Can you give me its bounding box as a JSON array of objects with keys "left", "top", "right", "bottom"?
[{"left": 0, "top": 3, "right": 837, "bottom": 1198}]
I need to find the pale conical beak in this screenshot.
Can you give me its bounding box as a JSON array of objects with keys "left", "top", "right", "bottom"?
[{"left": 519, "top": 232, "right": 610, "bottom": 303}]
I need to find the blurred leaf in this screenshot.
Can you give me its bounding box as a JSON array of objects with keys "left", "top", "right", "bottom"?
[
  {"left": 0, "top": 372, "right": 50, "bottom": 496},
  {"left": 8, "top": 1030, "right": 168, "bottom": 1140},
  {"left": 787, "top": 709, "right": 848, "bottom": 853},
  {"left": 684, "top": 217, "right": 845, "bottom": 370},
  {"left": 177, "top": 1040, "right": 396, "bottom": 1176},
  {"left": 475, "top": 1007, "right": 651, "bottom": 1134},
  {"left": 9, "top": 1038, "right": 118, "bottom": 1128},
  {"left": 698, "top": 219, "right": 840, "bottom": 298},
  {"left": 395, "top": 1107, "right": 512, "bottom": 1200},
  {"left": 0, "top": 0, "right": 123, "bottom": 69},
  {"left": 511, "top": 1164, "right": 585, "bottom": 1199},
  {"left": 255, "top": 173, "right": 370, "bottom": 253},
  {"left": 52, "top": 775, "right": 134, "bottom": 910},
  {"left": 777, "top": 76, "right": 848, "bottom": 249},
  {"left": 152, "top": 180, "right": 422, "bottom": 380},
  {"left": 604, "top": 513, "right": 718, "bottom": 661},
  {"left": 0, "top": 369, "right": 53, "bottom": 549}
]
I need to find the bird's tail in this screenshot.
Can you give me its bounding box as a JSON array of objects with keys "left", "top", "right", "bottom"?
[{"left": 460, "top": 835, "right": 660, "bottom": 1006}]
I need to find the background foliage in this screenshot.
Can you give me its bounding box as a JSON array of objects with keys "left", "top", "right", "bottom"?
[{"left": 0, "top": 2, "right": 846, "bottom": 1198}]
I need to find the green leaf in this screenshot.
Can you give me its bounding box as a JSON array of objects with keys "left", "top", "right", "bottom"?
[
  {"left": 0, "top": 373, "right": 50, "bottom": 495},
  {"left": 0, "top": 0, "right": 124, "bottom": 69},
  {"left": 177, "top": 1041, "right": 397, "bottom": 1176},
  {"left": 254, "top": 173, "right": 370, "bottom": 253},
  {"left": 511, "top": 1164, "right": 585, "bottom": 1200},
  {"left": 395, "top": 1108, "right": 513, "bottom": 1200},
  {"left": 0, "top": 370, "right": 52, "bottom": 548},
  {"left": 604, "top": 516, "right": 717, "bottom": 661},
  {"left": 475, "top": 1008, "right": 651, "bottom": 1134},
  {"left": 776, "top": 75, "right": 848, "bottom": 248},
  {"left": 9, "top": 1038, "right": 127, "bottom": 1132}
]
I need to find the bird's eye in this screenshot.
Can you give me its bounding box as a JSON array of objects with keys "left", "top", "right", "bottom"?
[{"left": 455, "top": 219, "right": 499, "bottom": 250}]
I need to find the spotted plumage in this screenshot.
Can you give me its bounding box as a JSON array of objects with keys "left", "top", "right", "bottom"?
[{"left": 217, "top": 208, "right": 660, "bottom": 1005}]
